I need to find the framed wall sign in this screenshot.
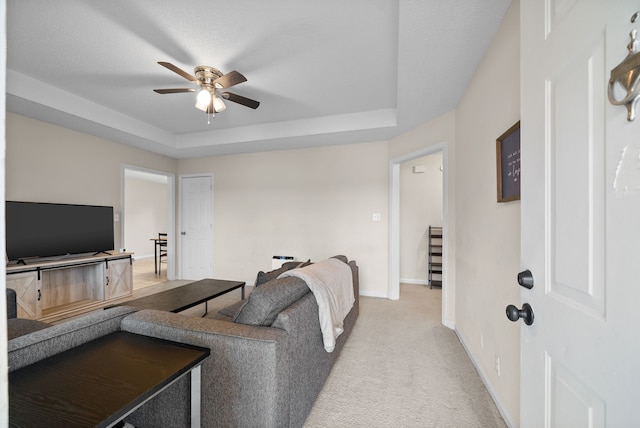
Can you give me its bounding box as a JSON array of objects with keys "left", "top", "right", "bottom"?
[{"left": 496, "top": 121, "right": 521, "bottom": 202}]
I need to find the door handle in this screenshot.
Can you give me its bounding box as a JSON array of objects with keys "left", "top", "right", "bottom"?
[
  {"left": 608, "top": 29, "right": 640, "bottom": 121},
  {"left": 506, "top": 303, "right": 535, "bottom": 326},
  {"left": 517, "top": 269, "right": 534, "bottom": 289}
]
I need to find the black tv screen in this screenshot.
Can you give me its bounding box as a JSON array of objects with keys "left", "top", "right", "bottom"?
[{"left": 6, "top": 201, "right": 114, "bottom": 262}]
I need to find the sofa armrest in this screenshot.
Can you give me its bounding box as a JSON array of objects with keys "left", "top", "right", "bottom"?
[
  {"left": 121, "top": 309, "right": 291, "bottom": 428},
  {"left": 8, "top": 306, "right": 138, "bottom": 371}
]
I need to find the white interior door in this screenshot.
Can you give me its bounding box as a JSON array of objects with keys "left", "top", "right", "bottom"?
[
  {"left": 520, "top": 0, "right": 640, "bottom": 426},
  {"left": 180, "top": 175, "right": 213, "bottom": 280}
]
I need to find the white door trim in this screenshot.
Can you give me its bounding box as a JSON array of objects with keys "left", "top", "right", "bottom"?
[
  {"left": 389, "top": 142, "right": 451, "bottom": 326},
  {"left": 121, "top": 164, "right": 176, "bottom": 280},
  {"left": 178, "top": 173, "right": 214, "bottom": 279}
]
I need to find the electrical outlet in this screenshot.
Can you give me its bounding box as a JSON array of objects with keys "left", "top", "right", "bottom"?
[{"left": 495, "top": 354, "right": 501, "bottom": 376}]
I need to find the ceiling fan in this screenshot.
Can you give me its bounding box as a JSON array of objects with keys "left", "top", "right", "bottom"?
[{"left": 153, "top": 62, "right": 260, "bottom": 119}]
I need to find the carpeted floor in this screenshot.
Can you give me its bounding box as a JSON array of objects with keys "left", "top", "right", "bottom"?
[{"left": 303, "top": 284, "right": 507, "bottom": 428}]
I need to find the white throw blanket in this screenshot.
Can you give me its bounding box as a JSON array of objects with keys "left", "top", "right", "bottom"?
[{"left": 279, "top": 258, "right": 355, "bottom": 352}]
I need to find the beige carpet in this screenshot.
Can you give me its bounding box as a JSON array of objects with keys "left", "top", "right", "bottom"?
[{"left": 304, "top": 284, "right": 507, "bottom": 428}]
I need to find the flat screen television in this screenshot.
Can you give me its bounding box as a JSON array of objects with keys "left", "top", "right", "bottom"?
[{"left": 5, "top": 201, "right": 115, "bottom": 262}]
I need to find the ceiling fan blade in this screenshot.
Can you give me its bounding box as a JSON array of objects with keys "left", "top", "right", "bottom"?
[
  {"left": 158, "top": 61, "right": 196, "bottom": 82},
  {"left": 153, "top": 88, "right": 196, "bottom": 94},
  {"left": 213, "top": 70, "right": 247, "bottom": 88},
  {"left": 221, "top": 92, "right": 260, "bottom": 109}
]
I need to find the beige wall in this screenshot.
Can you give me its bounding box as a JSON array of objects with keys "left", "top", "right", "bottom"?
[
  {"left": 400, "top": 153, "right": 443, "bottom": 283},
  {"left": 6, "top": 113, "right": 177, "bottom": 251},
  {"left": 454, "top": 1, "right": 520, "bottom": 425},
  {"left": 177, "top": 142, "right": 390, "bottom": 295}
]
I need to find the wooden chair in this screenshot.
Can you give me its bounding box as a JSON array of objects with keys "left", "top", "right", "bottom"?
[{"left": 158, "top": 233, "right": 167, "bottom": 274}]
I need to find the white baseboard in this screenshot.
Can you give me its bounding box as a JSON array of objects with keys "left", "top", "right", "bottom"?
[
  {"left": 455, "top": 329, "right": 516, "bottom": 428},
  {"left": 358, "top": 290, "right": 389, "bottom": 298},
  {"left": 400, "top": 278, "right": 428, "bottom": 286},
  {"left": 442, "top": 319, "right": 455, "bottom": 329}
]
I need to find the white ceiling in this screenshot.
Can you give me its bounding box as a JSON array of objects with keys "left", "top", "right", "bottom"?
[{"left": 6, "top": 0, "right": 511, "bottom": 159}]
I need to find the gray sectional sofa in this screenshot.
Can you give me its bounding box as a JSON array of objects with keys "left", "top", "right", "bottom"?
[
  {"left": 7, "top": 256, "right": 359, "bottom": 428},
  {"left": 6, "top": 288, "right": 50, "bottom": 340}
]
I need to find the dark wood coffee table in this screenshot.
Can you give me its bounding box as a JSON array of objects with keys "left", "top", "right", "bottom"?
[
  {"left": 9, "top": 331, "right": 209, "bottom": 427},
  {"left": 111, "top": 278, "right": 245, "bottom": 315}
]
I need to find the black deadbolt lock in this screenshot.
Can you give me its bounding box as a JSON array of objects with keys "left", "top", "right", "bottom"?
[{"left": 517, "top": 269, "right": 534, "bottom": 289}]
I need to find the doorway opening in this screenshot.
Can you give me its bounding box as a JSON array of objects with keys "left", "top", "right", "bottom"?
[
  {"left": 122, "top": 165, "right": 176, "bottom": 289},
  {"left": 389, "top": 142, "right": 450, "bottom": 325},
  {"left": 399, "top": 152, "right": 443, "bottom": 286}
]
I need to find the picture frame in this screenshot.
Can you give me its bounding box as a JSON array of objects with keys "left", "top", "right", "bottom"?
[{"left": 496, "top": 121, "right": 521, "bottom": 202}]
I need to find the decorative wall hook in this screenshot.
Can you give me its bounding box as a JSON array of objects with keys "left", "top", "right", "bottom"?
[{"left": 608, "top": 29, "right": 640, "bottom": 121}]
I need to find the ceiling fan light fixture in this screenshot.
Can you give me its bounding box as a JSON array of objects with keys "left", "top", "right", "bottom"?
[
  {"left": 155, "top": 62, "right": 259, "bottom": 118},
  {"left": 195, "top": 89, "right": 212, "bottom": 111},
  {"left": 213, "top": 95, "right": 226, "bottom": 112}
]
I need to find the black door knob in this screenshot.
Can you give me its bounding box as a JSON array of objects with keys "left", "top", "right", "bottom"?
[
  {"left": 506, "top": 303, "right": 535, "bottom": 325},
  {"left": 517, "top": 270, "right": 534, "bottom": 289}
]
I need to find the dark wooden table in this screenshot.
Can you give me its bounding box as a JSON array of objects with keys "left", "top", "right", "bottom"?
[
  {"left": 9, "top": 331, "right": 210, "bottom": 428},
  {"left": 113, "top": 278, "right": 245, "bottom": 315}
]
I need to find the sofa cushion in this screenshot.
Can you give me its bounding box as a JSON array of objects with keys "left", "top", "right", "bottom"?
[
  {"left": 233, "top": 276, "right": 310, "bottom": 326},
  {"left": 254, "top": 259, "right": 311, "bottom": 287},
  {"left": 254, "top": 266, "right": 288, "bottom": 287},
  {"left": 217, "top": 299, "right": 246, "bottom": 318}
]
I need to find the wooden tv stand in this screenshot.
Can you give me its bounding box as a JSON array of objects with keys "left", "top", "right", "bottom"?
[{"left": 6, "top": 252, "right": 133, "bottom": 322}]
